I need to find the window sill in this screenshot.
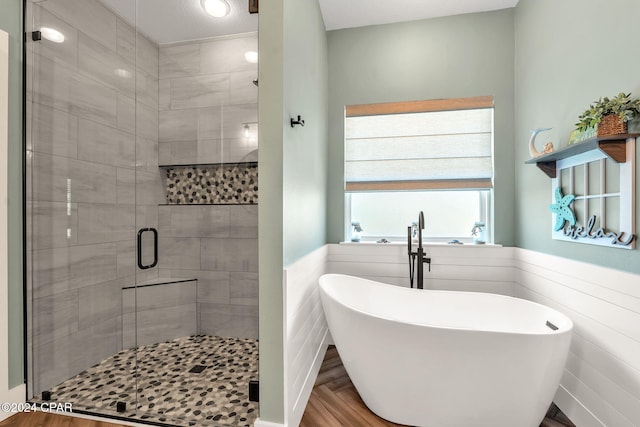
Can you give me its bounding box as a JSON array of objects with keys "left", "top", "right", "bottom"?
[{"left": 339, "top": 241, "right": 503, "bottom": 248}]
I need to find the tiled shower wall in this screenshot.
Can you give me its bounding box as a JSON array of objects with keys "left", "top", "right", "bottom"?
[
  {"left": 28, "top": 0, "right": 259, "bottom": 396},
  {"left": 27, "top": 0, "right": 161, "bottom": 395},
  {"left": 157, "top": 34, "right": 259, "bottom": 339},
  {"left": 159, "top": 205, "right": 258, "bottom": 339},
  {"left": 158, "top": 33, "right": 258, "bottom": 165}
]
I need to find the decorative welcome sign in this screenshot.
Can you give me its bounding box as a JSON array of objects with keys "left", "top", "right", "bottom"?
[
  {"left": 549, "top": 140, "right": 636, "bottom": 249},
  {"left": 550, "top": 188, "right": 634, "bottom": 247}
]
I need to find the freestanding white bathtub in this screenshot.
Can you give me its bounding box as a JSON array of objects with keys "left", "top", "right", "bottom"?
[{"left": 319, "top": 274, "right": 573, "bottom": 427}]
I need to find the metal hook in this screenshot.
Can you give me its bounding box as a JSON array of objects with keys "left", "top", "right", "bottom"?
[{"left": 290, "top": 115, "right": 305, "bottom": 127}]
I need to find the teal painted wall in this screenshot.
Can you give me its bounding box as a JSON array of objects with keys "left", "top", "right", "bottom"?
[
  {"left": 258, "top": 0, "right": 285, "bottom": 421},
  {"left": 258, "top": 0, "right": 328, "bottom": 422},
  {"left": 515, "top": 0, "right": 640, "bottom": 274},
  {"left": 0, "top": 0, "right": 24, "bottom": 389},
  {"left": 326, "top": 9, "right": 516, "bottom": 245},
  {"left": 282, "top": 0, "right": 328, "bottom": 266}
]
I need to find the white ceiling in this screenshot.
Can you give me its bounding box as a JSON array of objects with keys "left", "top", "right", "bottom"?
[
  {"left": 99, "top": 0, "right": 258, "bottom": 45},
  {"left": 320, "top": 0, "right": 520, "bottom": 31},
  {"left": 100, "top": 0, "right": 519, "bottom": 45}
]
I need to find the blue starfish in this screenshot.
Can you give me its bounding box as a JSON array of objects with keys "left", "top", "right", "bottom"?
[{"left": 549, "top": 187, "right": 576, "bottom": 231}]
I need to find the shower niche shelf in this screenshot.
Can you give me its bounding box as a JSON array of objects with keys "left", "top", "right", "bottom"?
[
  {"left": 525, "top": 134, "right": 639, "bottom": 178},
  {"left": 158, "top": 161, "right": 258, "bottom": 168},
  {"left": 162, "top": 162, "right": 258, "bottom": 205}
]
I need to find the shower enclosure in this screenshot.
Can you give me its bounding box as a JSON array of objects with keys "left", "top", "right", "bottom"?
[{"left": 25, "top": 0, "right": 258, "bottom": 425}]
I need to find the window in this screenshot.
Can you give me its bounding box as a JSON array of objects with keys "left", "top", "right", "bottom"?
[{"left": 344, "top": 96, "right": 494, "bottom": 242}]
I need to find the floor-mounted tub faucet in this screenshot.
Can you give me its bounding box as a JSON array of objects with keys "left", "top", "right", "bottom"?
[
  {"left": 416, "top": 211, "right": 426, "bottom": 289},
  {"left": 408, "top": 211, "right": 431, "bottom": 289}
]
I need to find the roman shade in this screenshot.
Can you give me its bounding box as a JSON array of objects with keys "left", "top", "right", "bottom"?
[{"left": 345, "top": 96, "right": 494, "bottom": 191}]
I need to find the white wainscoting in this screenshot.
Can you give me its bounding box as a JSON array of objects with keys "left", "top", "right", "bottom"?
[
  {"left": 282, "top": 245, "right": 330, "bottom": 427},
  {"left": 277, "top": 243, "right": 640, "bottom": 427},
  {"left": 328, "top": 243, "right": 516, "bottom": 295},
  {"left": 514, "top": 249, "right": 640, "bottom": 427}
]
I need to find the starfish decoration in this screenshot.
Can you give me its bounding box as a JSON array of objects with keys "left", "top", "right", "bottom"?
[{"left": 549, "top": 187, "right": 576, "bottom": 231}]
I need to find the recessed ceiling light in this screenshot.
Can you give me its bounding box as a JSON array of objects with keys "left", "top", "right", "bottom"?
[
  {"left": 244, "top": 51, "right": 258, "bottom": 64},
  {"left": 201, "top": 0, "right": 231, "bottom": 18},
  {"left": 40, "top": 27, "right": 65, "bottom": 43}
]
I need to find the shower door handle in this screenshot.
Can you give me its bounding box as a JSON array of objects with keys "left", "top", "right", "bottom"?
[{"left": 137, "top": 228, "right": 158, "bottom": 270}]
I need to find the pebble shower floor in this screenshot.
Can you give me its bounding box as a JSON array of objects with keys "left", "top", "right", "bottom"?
[{"left": 33, "top": 336, "right": 259, "bottom": 426}]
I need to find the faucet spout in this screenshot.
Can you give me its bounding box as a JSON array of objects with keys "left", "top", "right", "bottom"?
[
  {"left": 418, "top": 211, "right": 424, "bottom": 250},
  {"left": 417, "top": 211, "right": 425, "bottom": 289}
]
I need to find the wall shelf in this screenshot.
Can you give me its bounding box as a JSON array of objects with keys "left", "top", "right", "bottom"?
[{"left": 525, "top": 133, "right": 640, "bottom": 178}]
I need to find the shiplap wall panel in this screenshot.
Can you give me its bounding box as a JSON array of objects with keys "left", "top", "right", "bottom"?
[
  {"left": 514, "top": 248, "right": 640, "bottom": 299},
  {"left": 516, "top": 283, "right": 640, "bottom": 391},
  {"left": 283, "top": 245, "right": 329, "bottom": 427},
  {"left": 288, "top": 298, "right": 325, "bottom": 395},
  {"left": 432, "top": 264, "right": 515, "bottom": 282},
  {"left": 425, "top": 278, "right": 514, "bottom": 295},
  {"left": 515, "top": 288, "right": 640, "bottom": 427},
  {"left": 282, "top": 244, "right": 640, "bottom": 427},
  {"left": 564, "top": 352, "right": 640, "bottom": 423},
  {"left": 328, "top": 255, "right": 515, "bottom": 271},
  {"left": 290, "top": 307, "right": 326, "bottom": 419},
  {"left": 515, "top": 267, "right": 640, "bottom": 371},
  {"left": 328, "top": 259, "right": 412, "bottom": 278},
  {"left": 515, "top": 249, "right": 640, "bottom": 427},
  {"left": 285, "top": 246, "right": 328, "bottom": 320},
  {"left": 329, "top": 242, "right": 515, "bottom": 259},
  {"left": 517, "top": 259, "right": 640, "bottom": 314},
  {"left": 328, "top": 244, "right": 515, "bottom": 295},
  {"left": 571, "top": 330, "right": 640, "bottom": 405},
  {"left": 554, "top": 386, "right": 603, "bottom": 427},
  {"left": 560, "top": 369, "right": 634, "bottom": 427},
  {"left": 517, "top": 268, "right": 640, "bottom": 342}
]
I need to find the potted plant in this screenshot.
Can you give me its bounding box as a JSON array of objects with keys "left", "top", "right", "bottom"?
[{"left": 576, "top": 92, "right": 640, "bottom": 137}]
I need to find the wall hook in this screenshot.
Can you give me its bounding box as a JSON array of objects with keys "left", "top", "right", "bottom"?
[{"left": 290, "top": 115, "right": 305, "bottom": 128}]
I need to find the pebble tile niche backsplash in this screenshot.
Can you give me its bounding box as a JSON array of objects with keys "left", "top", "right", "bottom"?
[{"left": 165, "top": 163, "right": 258, "bottom": 204}]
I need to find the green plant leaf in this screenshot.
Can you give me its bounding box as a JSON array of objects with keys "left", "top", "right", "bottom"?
[{"left": 576, "top": 92, "right": 640, "bottom": 129}]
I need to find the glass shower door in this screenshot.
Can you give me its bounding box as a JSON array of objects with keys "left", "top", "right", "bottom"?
[
  {"left": 27, "top": 0, "right": 258, "bottom": 424},
  {"left": 26, "top": 0, "right": 141, "bottom": 417}
]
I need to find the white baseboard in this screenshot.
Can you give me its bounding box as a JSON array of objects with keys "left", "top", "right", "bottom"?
[
  {"left": 254, "top": 418, "right": 287, "bottom": 427},
  {"left": 325, "top": 330, "right": 334, "bottom": 346},
  {"left": 554, "top": 384, "right": 604, "bottom": 427},
  {"left": 0, "top": 384, "right": 26, "bottom": 422}
]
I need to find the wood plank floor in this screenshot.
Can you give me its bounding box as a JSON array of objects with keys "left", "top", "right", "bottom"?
[
  {"left": 300, "top": 346, "right": 404, "bottom": 427},
  {"left": 1, "top": 346, "right": 576, "bottom": 427},
  {"left": 0, "top": 412, "right": 126, "bottom": 427},
  {"left": 300, "top": 346, "right": 576, "bottom": 427}
]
